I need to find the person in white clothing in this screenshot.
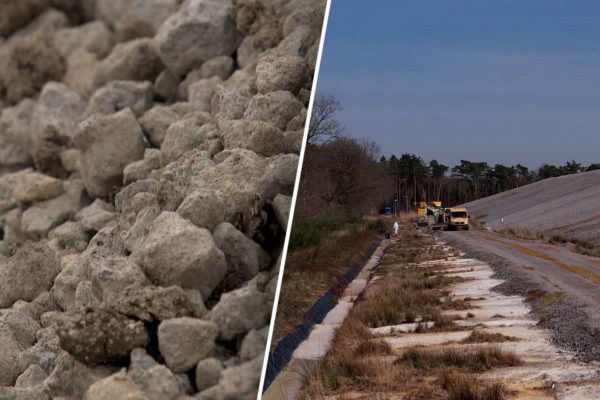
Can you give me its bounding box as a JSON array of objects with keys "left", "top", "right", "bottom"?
[{"left": 393, "top": 221, "right": 399, "bottom": 236}]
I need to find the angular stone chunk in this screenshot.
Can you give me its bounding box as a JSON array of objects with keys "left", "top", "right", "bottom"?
[
  {"left": 57, "top": 308, "right": 150, "bottom": 365},
  {"left": 157, "top": 317, "right": 218, "bottom": 373},
  {"left": 155, "top": 0, "right": 241, "bottom": 75},
  {"left": 133, "top": 211, "right": 226, "bottom": 299},
  {"left": 75, "top": 108, "right": 146, "bottom": 197}
]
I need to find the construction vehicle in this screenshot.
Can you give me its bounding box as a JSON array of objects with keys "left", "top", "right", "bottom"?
[
  {"left": 413, "top": 201, "right": 469, "bottom": 231},
  {"left": 445, "top": 207, "right": 469, "bottom": 230}
]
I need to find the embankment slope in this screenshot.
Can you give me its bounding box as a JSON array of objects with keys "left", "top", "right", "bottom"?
[{"left": 466, "top": 169, "right": 600, "bottom": 245}]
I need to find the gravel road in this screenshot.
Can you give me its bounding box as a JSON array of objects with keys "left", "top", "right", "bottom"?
[{"left": 440, "top": 229, "right": 600, "bottom": 362}]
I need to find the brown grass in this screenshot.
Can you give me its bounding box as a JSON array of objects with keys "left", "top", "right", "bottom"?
[
  {"left": 494, "top": 225, "right": 600, "bottom": 259},
  {"left": 440, "top": 369, "right": 507, "bottom": 400},
  {"left": 461, "top": 330, "right": 519, "bottom": 344},
  {"left": 301, "top": 223, "right": 520, "bottom": 399},
  {"left": 395, "top": 346, "right": 522, "bottom": 372},
  {"left": 271, "top": 228, "right": 380, "bottom": 350},
  {"left": 469, "top": 215, "right": 487, "bottom": 230}
]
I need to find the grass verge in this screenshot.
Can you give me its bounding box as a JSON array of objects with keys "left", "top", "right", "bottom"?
[
  {"left": 271, "top": 219, "right": 382, "bottom": 351},
  {"left": 301, "top": 222, "right": 513, "bottom": 398}
]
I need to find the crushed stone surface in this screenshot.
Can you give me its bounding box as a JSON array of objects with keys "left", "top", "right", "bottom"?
[{"left": 0, "top": 0, "right": 326, "bottom": 398}]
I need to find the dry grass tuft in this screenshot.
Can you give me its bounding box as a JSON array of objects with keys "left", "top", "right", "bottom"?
[
  {"left": 461, "top": 330, "right": 520, "bottom": 344},
  {"left": 354, "top": 339, "right": 393, "bottom": 356},
  {"left": 440, "top": 369, "right": 507, "bottom": 400},
  {"left": 395, "top": 346, "right": 522, "bottom": 372}
]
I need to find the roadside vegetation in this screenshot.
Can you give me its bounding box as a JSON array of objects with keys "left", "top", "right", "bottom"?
[
  {"left": 271, "top": 217, "right": 384, "bottom": 350},
  {"left": 494, "top": 225, "right": 600, "bottom": 258},
  {"left": 301, "top": 223, "right": 517, "bottom": 399}
]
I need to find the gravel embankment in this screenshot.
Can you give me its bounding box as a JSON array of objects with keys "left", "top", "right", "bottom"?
[
  {"left": 0, "top": 0, "right": 325, "bottom": 398},
  {"left": 465, "top": 169, "right": 600, "bottom": 245}
]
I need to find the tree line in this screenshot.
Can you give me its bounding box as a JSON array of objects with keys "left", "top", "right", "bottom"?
[{"left": 296, "top": 94, "right": 600, "bottom": 219}]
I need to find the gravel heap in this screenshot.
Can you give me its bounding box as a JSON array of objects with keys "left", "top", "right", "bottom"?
[
  {"left": 0, "top": 0, "right": 325, "bottom": 399},
  {"left": 465, "top": 169, "right": 600, "bottom": 245}
]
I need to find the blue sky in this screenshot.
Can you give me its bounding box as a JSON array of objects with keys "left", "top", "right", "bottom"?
[{"left": 316, "top": 0, "right": 600, "bottom": 168}]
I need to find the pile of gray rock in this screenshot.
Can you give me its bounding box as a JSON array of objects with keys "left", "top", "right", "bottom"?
[{"left": 0, "top": 0, "right": 325, "bottom": 398}]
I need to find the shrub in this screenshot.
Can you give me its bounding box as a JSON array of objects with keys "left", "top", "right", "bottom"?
[{"left": 366, "top": 219, "right": 386, "bottom": 234}]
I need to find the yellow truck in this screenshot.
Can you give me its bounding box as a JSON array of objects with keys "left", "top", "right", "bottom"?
[{"left": 445, "top": 207, "right": 469, "bottom": 230}]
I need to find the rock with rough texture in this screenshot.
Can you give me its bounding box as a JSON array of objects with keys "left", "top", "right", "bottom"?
[
  {"left": 86, "top": 81, "right": 154, "bottom": 118},
  {"left": 30, "top": 81, "right": 86, "bottom": 147},
  {"left": 96, "top": 0, "right": 178, "bottom": 41},
  {"left": 50, "top": 255, "right": 86, "bottom": 311},
  {"left": 15, "top": 364, "right": 48, "bottom": 388},
  {"left": 243, "top": 90, "right": 304, "bottom": 130},
  {"left": 75, "top": 199, "right": 116, "bottom": 232},
  {"left": 195, "top": 358, "right": 222, "bottom": 391},
  {"left": 272, "top": 193, "right": 291, "bottom": 229},
  {"left": 199, "top": 357, "right": 262, "bottom": 400},
  {"left": 54, "top": 20, "right": 115, "bottom": 58},
  {"left": 12, "top": 171, "right": 64, "bottom": 203},
  {"left": 256, "top": 55, "right": 307, "bottom": 94},
  {"left": 139, "top": 104, "right": 189, "bottom": 148},
  {"left": 83, "top": 370, "right": 147, "bottom": 400},
  {"left": 93, "top": 38, "right": 164, "bottom": 89},
  {"left": 0, "top": 0, "right": 50, "bottom": 37},
  {"left": 187, "top": 77, "right": 222, "bottom": 110},
  {"left": 123, "top": 160, "right": 149, "bottom": 184},
  {"left": 63, "top": 48, "right": 99, "bottom": 96},
  {"left": 0, "top": 99, "right": 36, "bottom": 167},
  {"left": 45, "top": 352, "right": 105, "bottom": 399},
  {"left": 155, "top": 0, "right": 241, "bottom": 75},
  {"left": 57, "top": 308, "right": 150, "bottom": 364},
  {"left": 176, "top": 188, "right": 226, "bottom": 231},
  {"left": 157, "top": 317, "right": 218, "bottom": 373},
  {"left": 109, "top": 285, "right": 205, "bottom": 322},
  {"left": 208, "top": 282, "right": 271, "bottom": 340},
  {"left": 213, "top": 222, "right": 270, "bottom": 290},
  {"left": 89, "top": 256, "right": 149, "bottom": 302},
  {"left": 239, "top": 327, "right": 268, "bottom": 361},
  {"left": 21, "top": 178, "right": 87, "bottom": 239},
  {"left": 218, "top": 119, "right": 287, "bottom": 156},
  {"left": 212, "top": 87, "right": 251, "bottom": 121},
  {"left": 162, "top": 118, "right": 218, "bottom": 164},
  {"left": 0, "top": 241, "right": 59, "bottom": 308},
  {"left": 48, "top": 221, "right": 91, "bottom": 252},
  {"left": 133, "top": 212, "right": 227, "bottom": 299},
  {"left": 0, "top": 323, "right": 26, "bottom": 386},
  {"left": 75, "top": 108, "right": 146, "bottom": 197},
  {"left": 128, "top": 348, "right": 186, "bottom": 400},
  {"left": 0, "top": 36, "right": 65, "bottom": 104}
]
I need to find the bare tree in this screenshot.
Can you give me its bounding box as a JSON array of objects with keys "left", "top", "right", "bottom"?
[{"left": 307, "top": 94, "right": 344, "bottom": 144}]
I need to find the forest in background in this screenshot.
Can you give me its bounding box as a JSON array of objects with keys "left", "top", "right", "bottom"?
[{"left": 295, "top": 94, "right": 600, "bottom": 221}]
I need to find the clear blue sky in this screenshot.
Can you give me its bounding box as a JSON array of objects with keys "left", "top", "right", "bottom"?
[{"left": 316, "top": 0, "right": 600, "bottom": 169}]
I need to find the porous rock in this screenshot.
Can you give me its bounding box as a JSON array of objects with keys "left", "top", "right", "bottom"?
[
  {"left": 133, "top": 212, "right": 227, "bottom": 299},
  {"left": 157, "top": 317, "right": 218, "bottom": 373},
  {"left": 93, "top": 38, "right": 164, "bottom": 89},
  {"left": 208, "top": 282, "right": 271, "bottom": 340},
  {"left": 155, "top": 0, "right": 241, "bottom": 75},
  {"left": 213, "top": 222, "right": 270, "bottom": 290},
  {"left": 0, "top": 241, "right": 59, "bottom": 308},
  {"left": 56, "top": 308, "right": 150, "bottom": 365},
  {"left": 86, "top": 80, "right": 154, "bottom": 118},
  {"left": 75, "top": 108, "right": 146, "bottom": 197}
]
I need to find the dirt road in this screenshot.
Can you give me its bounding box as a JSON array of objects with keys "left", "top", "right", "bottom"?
[{"left": 442, "top": 229, "right": 600, "bottom": 361}]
